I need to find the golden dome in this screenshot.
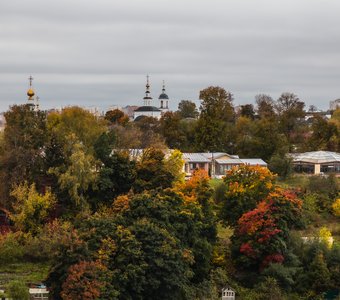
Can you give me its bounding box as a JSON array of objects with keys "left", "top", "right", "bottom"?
[{"left": 27, "top": 88, "right": 35, "bottom": 98}]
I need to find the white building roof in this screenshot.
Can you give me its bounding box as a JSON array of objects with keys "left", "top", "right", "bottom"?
[
  {"left": 182, "top": 153, "right": 210, "bottom": 163},
  {"left": 216, "top": 158, "right": 243, "bottom": 164},
  {"left": 290, "top": 151, "right": 340, "bottom": 164},
  {"left": 200, "top": 152, "right": 232, "bottom": 159},
  {"left": 240, "top": 158, "right": 267, "bottom": 166}
]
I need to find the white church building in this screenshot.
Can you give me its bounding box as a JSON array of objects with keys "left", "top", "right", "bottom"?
[{"left": 133, "top": 76, "right": 170, "bottom": 120}]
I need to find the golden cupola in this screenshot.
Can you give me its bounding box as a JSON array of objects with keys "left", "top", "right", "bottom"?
[
  {"left": 27, "top": 88, "right": 35, "bottom": 100},
  {"left": 27, "top": 75, "right": 35, "bottom": 101}
]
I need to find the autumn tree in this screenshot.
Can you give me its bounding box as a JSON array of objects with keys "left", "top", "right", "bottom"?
[
  {"left": 232, "top": 189, "right": 302, "bottom": 273},
  {"left": 47, "top": 106, "right": 107, "bottom": 151},
  {"left": 105, "top": 109, "right": 129, "bottom": 126},
  {"left": 0, "top": 105, "right": 48, "bottom": 206},
  {"left": 10, "top": 182, "right": 56, "bottom": 234},
  {"left": 61, "top": 261, "right": 107, "bottom": 300},
  {"left": 239, "top": 104, "right": 255, "bottom": 120},
  {"left": 305, "top": 115, "right": 338, "bottom": 151},
  {"left": 48, "top": 188, "right": 216, "bottom": 299},
  {"left": 177, "top": 100, "right": 199, "bottom": 119},
  {"left": 255, "top": 94, "right": 276, "bottom": 119},
  {"left": 275, "top": 92, "right": 305, "bottom": 146},
  {"left": 220, "top": 165, "right": 276, "bottom": 226},
  {"left": 195, "top": 86, "right": 235, "bottom": 152},
  {"left": 134, "top": 116, "right": 165, "bottom": 148}
]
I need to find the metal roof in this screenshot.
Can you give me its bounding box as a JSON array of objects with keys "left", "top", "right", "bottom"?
[
  {"left": 182, "top": 153, "right": 210, "bottom": 162},
  {"left": 200, "top": 152, "right": 232, "bottom": 159},
  {"left": 215, "top": 158, "right": 243, "bottom": 164},
  {"left": 290, "top": 151, "right": 340, "bottom": 164},
  {"left": 240, "top": 158, "right": 267, "bottom": 166},
  {"left": 134, "top": 106, "right": 161, "bottom": 112}
]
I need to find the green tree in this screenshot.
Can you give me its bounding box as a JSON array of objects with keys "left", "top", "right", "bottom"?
[
  {"left": 49, "top": 140, "right": 98, "bottom": 208},
  {"left": 303, "top": 252, "right": 331, "bottom": 294},
  {"left": 6, "top": 280, "right": 30, "bottom": 300},
  {"left": 255, "top": 277, "right": 285, "bottom": 300},
  {"left": 268, "top": 151, "right": 292, "bottom": 179},
  {"left": 93, "top": 151, "right": 136, "bottom": 206},
  {"left": 0, "top": 105, "right": 48, "bottom": 206},
  {"left": 133, "top": 148, "right": 175, "bottom": 193},
  {"left": 159, "top": 112, "right": 187, "bottom": 149},
  {"left": 47, "top": 106, "right": 107, "bottom": 151},
  {"left": 177, "top": 100, "right": 199, "bottom": 119},
  {"left": 306, "top": 115, "right": 338, "bottom": 151},
  {"left": 195, "top": 86, "right": 235, "bottom": 152}
]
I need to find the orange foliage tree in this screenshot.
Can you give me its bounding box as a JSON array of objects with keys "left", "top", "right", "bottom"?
[
  {"left": 232, "top": 188, "right": 302, "bottom": 272},
  {"left": 61, "top": 261, "right": 106, "bottom": 300},
  {"left": 220, "top": 165, "right": 276, "bottom": 226}
]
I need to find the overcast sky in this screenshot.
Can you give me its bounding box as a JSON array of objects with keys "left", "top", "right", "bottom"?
[{"left": 1, "top": 0, "right": 340, "bottom": 112}]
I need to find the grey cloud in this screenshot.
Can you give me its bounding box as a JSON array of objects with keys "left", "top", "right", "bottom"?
[{"left": 1, "top": 0, "right": 340, "bottom": 111}]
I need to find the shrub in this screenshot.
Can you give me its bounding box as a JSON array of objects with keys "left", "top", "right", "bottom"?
[
  {"left": 0, "top": 232, "right": 24, "bottom": 263},
  {"left": 6, "top": 280, "right": 29, "bottom": 300}
]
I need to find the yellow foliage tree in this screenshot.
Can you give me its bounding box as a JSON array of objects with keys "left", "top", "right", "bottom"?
[
  {"left": 332, "top": 198, "right": 340, "bottom": 217},
  {"left": 164, "top": 149, "right": 185, "bottom": 184},
  {"left": 319, "top": 227, "right": 333, "bottom": 249},
  {"left": 10, "top": 182, "right": 56, "bottom": 234}
]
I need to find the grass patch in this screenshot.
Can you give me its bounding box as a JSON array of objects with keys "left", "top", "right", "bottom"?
[
  {"left": 0, "top": 262, "right": 51, "bottom": 287},
  {"left": 276, "top": 174, "right": 309, "bottom": 189}
]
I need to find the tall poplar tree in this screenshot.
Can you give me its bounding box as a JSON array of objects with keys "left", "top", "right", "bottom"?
[{"left": 195, "top": 86, "right": 235, "bottom": 152}]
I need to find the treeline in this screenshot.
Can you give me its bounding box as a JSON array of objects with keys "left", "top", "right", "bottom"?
[
  {"left": 108, "top": 87, "right": 340, "bottom": 177},
  {"left": 0, "top": 86, "right": 338, "bottom": 299}
]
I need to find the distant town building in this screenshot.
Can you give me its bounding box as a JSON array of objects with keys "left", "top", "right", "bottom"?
[
  {"left": 222, "top": 286, "right": 236, "bottom": 300},
  {"left": 122, "top": 105, "right": 139, "bottom": 119},
  {"left": 133, "top": 76, "right": 170, "bottom": 120},
  {"left": 182, "top": 152, "right": 267, "bottom": 178},
  {"left": 290, "top": 151, "right": 340, "bottom": 175}
]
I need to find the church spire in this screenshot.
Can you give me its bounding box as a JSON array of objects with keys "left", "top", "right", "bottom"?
[
  {"left": 143, "top": 74, "right": 152, "bottom": 106},
  {"left": 27, "top": 75, "right": 35, "bottom": 100},
  {"left": 26, "top": 75, "right": 39, "bottom": 111}
]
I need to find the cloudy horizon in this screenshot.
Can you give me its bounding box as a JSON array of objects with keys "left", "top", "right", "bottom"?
[{"left": 1, "top": 0, "right": 340, "bottom": 112}]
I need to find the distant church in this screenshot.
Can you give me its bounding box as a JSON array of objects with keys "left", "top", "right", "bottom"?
[
  {"left": 133, "top": 75, "right": 170, "bottom": 120},
  {"left": 26, "top": 75, "right": 40, "bottom": 111}
]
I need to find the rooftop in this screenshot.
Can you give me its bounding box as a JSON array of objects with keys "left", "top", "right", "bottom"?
[{"left": 290, "top": 151, "right": 340, "bottom": 164}]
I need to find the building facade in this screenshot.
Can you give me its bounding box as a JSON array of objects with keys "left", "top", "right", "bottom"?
[{"left": 133, "top": 76, "right": 170, "bottom": 120}]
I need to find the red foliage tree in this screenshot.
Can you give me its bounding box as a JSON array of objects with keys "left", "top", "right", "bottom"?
[
  {"left": 61, "top": 261, "right": 105, "bottom": 300},
  {"left": 233, "top": 188, "right": 302, "bottom": 271}
]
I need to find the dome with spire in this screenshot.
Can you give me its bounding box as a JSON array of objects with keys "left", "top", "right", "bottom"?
[
  {"left": 158, "top": 92, "right": 169, "bottom": 100},
  {"left": 158, "top": 81, "right": 169, "bottom": 100}
]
